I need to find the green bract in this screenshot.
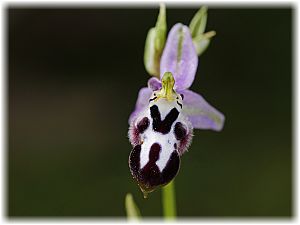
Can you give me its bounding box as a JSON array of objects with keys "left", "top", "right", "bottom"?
[
  {"left": 189, "top": 6, "right": 216, "bottom": 56},
  {"left": 189, "top": 6, "right": 207, "bottom": 37},
  {"left": 192, "top": 30, "right": 216, "bottom": 56},
  {"left": 125, "top": 193, "right": 141, "bottom": 220},
  {"left": 144, "top": 3, "right": 166, "bottom": 77}
]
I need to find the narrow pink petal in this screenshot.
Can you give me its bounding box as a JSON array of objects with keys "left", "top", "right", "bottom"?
[
  {"left": 160, "top": 23, "right": 198, "bottom": 91},
  {"left": 128, "top": 87, "right": 152, "bottom": 125},
  {"left": 147, "top": 77, "right": 162, "bottom": 91},
  {"left": 180, "top": 90, "right": 225, "bottom": 131}
]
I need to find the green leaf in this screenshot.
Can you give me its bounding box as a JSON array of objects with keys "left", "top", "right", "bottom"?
[
  {"left": 144, "top": 3, "right": 167, "bottom": 77},
  {"left": 189, "top": 6, "right": 207, "bottom": 38},
  {"left": 125, "top": 193, "right": 141, "bottom": 220}
]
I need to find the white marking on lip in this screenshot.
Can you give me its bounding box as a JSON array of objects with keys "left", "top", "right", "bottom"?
[
  {"left": 140, "top": 137, "right": 151, "bottom": 169},
  {"left": 139, "top": 131, "right": 177, "bottom": 171},
  {"left": 155, "top": 132, "right": 175, "bottom": 171},
  {"left": 137, "top": 101, "right": 184, "bottom": 171}
]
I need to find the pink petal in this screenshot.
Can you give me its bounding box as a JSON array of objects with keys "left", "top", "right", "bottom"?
[
  {"left": 160, "top": 23, "right": 198, "bottom": 91},
  {"left": 128, "top": 87, "right": 152, "bottom": 125},
  {"left": 180, "top": 90, "right": 225, "bottom": 131},
  {"left": 147, "top": 77, "right": 162, "bottom": 91}
]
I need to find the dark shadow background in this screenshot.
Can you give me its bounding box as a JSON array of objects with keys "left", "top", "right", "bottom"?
[{"left": 8, "top": 6, "right": 292, "bottom": 217}]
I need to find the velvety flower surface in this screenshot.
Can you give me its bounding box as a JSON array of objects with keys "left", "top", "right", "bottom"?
[{"left": 129, "top": 23, "right": 224, "bottom": 132}]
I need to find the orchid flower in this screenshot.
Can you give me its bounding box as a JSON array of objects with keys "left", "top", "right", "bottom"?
[{"left": 127, "top": 5, "right": 225, "bottom": 198}]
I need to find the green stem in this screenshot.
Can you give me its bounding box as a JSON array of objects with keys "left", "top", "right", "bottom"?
[{"left": 162, "top": 180, "right": 177, "bottom": 219}]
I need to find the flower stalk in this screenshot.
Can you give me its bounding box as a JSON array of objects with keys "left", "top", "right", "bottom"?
[{"left": 162, "top": 180, "right": 177, "bottom": 219}]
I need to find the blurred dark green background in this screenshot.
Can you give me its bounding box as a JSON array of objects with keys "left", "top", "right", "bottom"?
[{"left": 8, "top": 6, "right": 292, "bottom": 217}]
